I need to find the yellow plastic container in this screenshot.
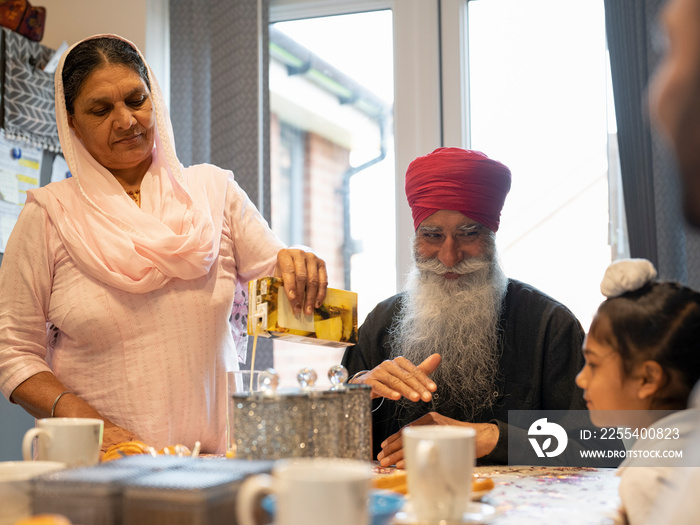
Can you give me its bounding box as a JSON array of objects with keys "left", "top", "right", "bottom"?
[{"left": 247, "top": 277, "right": 358, "bottom": 347}]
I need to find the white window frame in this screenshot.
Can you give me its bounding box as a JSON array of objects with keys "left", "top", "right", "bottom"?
[
  {"left": 270, "top": 0, "right": 461, "bottom": 291},
  {"left": 145, "top": 0, "right": 171, "bottom": 108}
]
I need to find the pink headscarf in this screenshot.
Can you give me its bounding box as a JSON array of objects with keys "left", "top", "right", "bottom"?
[
  {"left": 26, "top": 35, "right": 228, "bottom": 293},
  {"left": 405, "top": 147, "right": 511, "bottom": 232}
]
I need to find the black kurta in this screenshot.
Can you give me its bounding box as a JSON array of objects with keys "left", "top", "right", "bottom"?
[{"left": 341, "top": 279, "right": 587, "bottom": 464}]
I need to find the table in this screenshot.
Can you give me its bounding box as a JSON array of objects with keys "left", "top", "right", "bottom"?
[{"left": 475, "top": 466, "right": 622, "bottom": 524}]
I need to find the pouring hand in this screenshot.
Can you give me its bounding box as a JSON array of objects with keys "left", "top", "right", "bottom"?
[
  {"left": 275, "top": 247, "right": 328, "bottom": 315},
  {"left": 349, "top": 353, "right": 441, "bottom": 401},
  {"left": 376, "top": 413, "right": 500, "bottom": 467}
]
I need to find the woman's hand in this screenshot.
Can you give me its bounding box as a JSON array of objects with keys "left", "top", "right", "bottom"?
[
  {"left": 101, "top": 422, "right": 143, "bottom": 454},
  {"left": 275, "top": 247, "right": 328, "bottom": 315},
  {"left": 376, "top": 413, "right": 500, "bottom": 467},
  {"left": 10, "top": 372, "right": 143, "bottom": 457},
  {"left": 350, "top": 354, "right": 441, "bottom": 401}
]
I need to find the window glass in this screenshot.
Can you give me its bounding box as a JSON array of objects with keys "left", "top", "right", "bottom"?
[
  {"left": 269, "top": 10, "right": 395, "bottom": 386},
  {"left": 467, "top": 0, "right": 626, "bottom": 329}
]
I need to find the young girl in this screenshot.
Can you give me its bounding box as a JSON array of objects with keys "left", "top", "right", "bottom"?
[{"left": 575, "top": 258, "right": 700, "bottom": 525}]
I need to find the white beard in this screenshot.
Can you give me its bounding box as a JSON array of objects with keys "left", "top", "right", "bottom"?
[{"left": 389, "top": 237, "right": 508, "bottom": 421}]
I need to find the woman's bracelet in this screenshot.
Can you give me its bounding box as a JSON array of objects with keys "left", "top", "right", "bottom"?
[{"left": 51, "top": 391, "right": 72, "bottom": 417}]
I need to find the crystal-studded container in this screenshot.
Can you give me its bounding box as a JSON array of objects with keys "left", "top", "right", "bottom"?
[{"left": 227, "top": 366, "right": 372, "bottom": 461}]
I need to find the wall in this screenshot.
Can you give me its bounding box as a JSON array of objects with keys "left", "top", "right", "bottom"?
[
  {"left": 304, "top": 133, "right": 348, "bottom": 286},
  {"left": 0, "top": 1, "right": 161, "bottom": 461},
  {"left": 39, "top": 0, "right": 148, "bottom": 52}
]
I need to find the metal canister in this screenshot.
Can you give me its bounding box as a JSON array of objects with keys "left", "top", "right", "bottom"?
[{"left": 228, "top": 368, "right": 372, "bottom": 461}]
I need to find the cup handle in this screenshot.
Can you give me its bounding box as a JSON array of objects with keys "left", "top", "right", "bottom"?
[
  {"left": 22, "top": 428, "right": 50, "bottom": 461},
  {"left": 236, "top": 473, "right": 274, "bottom": 525}
]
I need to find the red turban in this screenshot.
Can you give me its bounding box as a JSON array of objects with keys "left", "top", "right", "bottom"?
[{"left": 405, "top": 147, "right": 512, "bottom": 232}]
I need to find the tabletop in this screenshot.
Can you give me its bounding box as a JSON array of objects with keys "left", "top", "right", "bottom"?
[{"left": 475, "top": 465, "right": 622, "bottom": 525}]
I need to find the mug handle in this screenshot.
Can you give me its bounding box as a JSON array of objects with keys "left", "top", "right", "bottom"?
[
  {"left": 22, "top": 428, "right": 51, "bottom": 461},
  {"left": 236, "top": 473, "right": 274, "bottom": 525}
]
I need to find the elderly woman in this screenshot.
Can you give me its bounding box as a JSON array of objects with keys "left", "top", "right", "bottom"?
[{"left": 0, "top": 35, "right": 327, "bottom": 453}]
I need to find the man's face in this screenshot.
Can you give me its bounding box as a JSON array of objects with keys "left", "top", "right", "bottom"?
[
  {"left": 414, "top": 210, "right": 490, "bottom": 276},
  {"left": 649, "top": 0, "right": 700, "bottom": 226}
]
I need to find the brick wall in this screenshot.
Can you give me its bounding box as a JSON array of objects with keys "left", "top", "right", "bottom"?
[
  {"left": 269, "top": 115, "right": 351, "bottom": 381},
  {"left": 304, "top": 133, "right": 349, "bottom": 286}
]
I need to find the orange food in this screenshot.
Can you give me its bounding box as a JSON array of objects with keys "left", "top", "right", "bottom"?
[
  {"left": 101, "top": 440, "right": 199, "bottom": 462},
  {"left": 372, "top": 468, "right": 408, "bottom": 494},
  {"left": 371, "top": 466, "right": 493, "bottom": 496},
  {"left": 472, "top": 475, "right": 495, "bottom": 492},
  {"left": 101, "top": 440, "right": 151, "bottom": 462}
]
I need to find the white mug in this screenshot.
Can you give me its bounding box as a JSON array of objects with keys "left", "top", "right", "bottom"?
[
  {"left": 22, "top": 417, "right": 104, "bottom": 467},
  {"left": 0, "top": 460, "right": 65, "bottom": 525},
  {"left": 236, "top": 457, "right": 372, "bottom": 525},
  {"left": 403, "top": 425, "right": 476, "bottom": 522}
]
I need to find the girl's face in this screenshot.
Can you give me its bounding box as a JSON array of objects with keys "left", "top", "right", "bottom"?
[{"left": 575, "top": 317, "right": 651, "bottom": 425}]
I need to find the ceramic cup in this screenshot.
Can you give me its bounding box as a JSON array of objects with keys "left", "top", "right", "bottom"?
[
  {"left": 236, "top": 457, "right": 372, "bottom": 525},
  {"left": 0, "top": 460, "right": 65, "bottom": 525},
  {"left": 22, "top": 417, "right": 103, "bottom": 467},
  {"left": 403, "top": 425, "right": 476, "bottom": 523}
]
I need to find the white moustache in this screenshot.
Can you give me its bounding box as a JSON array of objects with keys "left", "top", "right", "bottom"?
[{"left": 414, "top": 254, "right": 491, "bottom": 276}]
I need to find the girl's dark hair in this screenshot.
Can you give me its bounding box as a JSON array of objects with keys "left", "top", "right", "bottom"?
[
  {"left": 591, "top": 282, "right": 700, "bottom": 409},
  {"left": 62, "top": 37, "right": 151, "bottom": 115}
]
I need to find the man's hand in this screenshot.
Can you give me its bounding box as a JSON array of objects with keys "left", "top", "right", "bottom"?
[
  {"left": 376, "top": 412, "right": 500, "bottom": 467},
  {"left": 275, "top": 247, "right": 328, "bottom": 315},
  {"left": 349, "top": 354, "right": 441, "bottom": 401}
]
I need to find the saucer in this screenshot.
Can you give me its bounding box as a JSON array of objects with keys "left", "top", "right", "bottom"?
[{"left": 392, "top": 502, "right": 498, "bottom": 524}]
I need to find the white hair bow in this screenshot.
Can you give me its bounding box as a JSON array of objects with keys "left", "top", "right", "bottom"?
[{"left": 600, "top": 258, "right": 657, "bottom": 298}]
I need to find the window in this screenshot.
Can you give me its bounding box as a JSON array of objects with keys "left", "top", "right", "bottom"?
[
  {"left": 466, "top": 0, "right": 627, "bottom": 329},
  {"left": 264, "top": 0, "right": 624, "bottom": 384},
  {"left": 269, "top": 9, "right": 395, "bottom": 386}
]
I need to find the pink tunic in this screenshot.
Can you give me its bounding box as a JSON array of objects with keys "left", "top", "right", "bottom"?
[{"left": 0, "top": 173, "right": 281, "bottom": 453}]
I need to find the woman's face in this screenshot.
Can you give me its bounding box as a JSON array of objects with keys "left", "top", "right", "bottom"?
[
  {"left": 575, "top": 317, "right": 650, "bottom": 426},
  {"left": 68, "top": 63, "right": 155, "bottom": 176}
]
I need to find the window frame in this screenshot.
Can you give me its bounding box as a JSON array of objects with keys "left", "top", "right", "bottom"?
[{"left": 270, "top": 0, "right": 453, "bottom": 291}]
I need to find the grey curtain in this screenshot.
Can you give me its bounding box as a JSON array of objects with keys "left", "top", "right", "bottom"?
[
  {"left": 605, "top": 0, "right": 700, "bottom": 287},
  {"left": 169, "top": 0, "right": 273, "bottom": 369},
  {"left": 169, "top": 0, "right": 271, "bottom": 220}
]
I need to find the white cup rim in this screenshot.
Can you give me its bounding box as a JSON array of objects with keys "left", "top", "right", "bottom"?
[
  {"left": 37, "top": 417, "right": 104, "bottom": 427},
  {"left": 275, "top": 458, "right": 372, "bottom": 481},
  {"left": 0, "top": 461, "right": 66, "bottom": 481},
  {"left": 403, "top": 425, "right": 476, "bottom": 439}
]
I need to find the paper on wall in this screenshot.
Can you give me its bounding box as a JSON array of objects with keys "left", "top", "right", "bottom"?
[{"left": 0, "top": 131, "right": 42, "bottom": 252}]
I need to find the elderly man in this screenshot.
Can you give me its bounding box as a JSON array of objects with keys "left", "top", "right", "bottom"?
[{"left": 341, "top": 147, "right": 586, "bottom": 465}]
